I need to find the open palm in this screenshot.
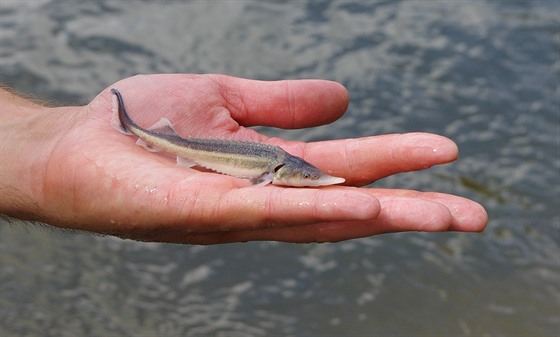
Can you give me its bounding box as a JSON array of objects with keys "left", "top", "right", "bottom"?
[{"left": 36, "top": 74, "right": 487, "bottom": 243}]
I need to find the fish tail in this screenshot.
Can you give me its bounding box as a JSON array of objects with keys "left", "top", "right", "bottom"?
[{"left": 111, "top": 88, "right": 135, "bottom": 135}]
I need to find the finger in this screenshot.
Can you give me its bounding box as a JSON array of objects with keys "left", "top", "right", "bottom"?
[
  {"left": 370, "top": 189, "right": 488, "bottom": 232},
  {"left": 191, "top": 185, "right": 380, "bottom": 232},
  {"left": 109, "top": 183, "right": 380, "bottom": 242},
  {"left": 274, "top": 133, "right": 459, "bottom": 186},
  {"left": 212, "top": 75, "right": 349, "bottom": 128},
  {"left": 178, "top": 196, "right": 454, "bottom": 244},
  {"left": 181, "top": 190, "right": 487, "bottom": 244},
  {"left": 111, "top": 185, "right": 381, "bottom": 243}
]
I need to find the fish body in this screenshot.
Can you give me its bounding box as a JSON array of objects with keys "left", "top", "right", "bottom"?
[{"left": 111, "top": 88, "right": 345, "bottom": 187}]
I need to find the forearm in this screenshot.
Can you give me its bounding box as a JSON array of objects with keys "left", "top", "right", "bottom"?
[{"left": 0, "top": 88, "right": 72, "bottom": 221}]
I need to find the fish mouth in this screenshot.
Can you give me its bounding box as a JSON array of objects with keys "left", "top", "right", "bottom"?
[
  {"left": 314, "top": 175, "right": 346, "bottom": 186},
  {"left": 274, "top": 174, "right": 345, "bottom": 187}
]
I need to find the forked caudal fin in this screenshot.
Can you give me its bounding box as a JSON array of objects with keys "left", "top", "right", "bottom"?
[{"left": 111, "top": 89, "right": 131, "bottom": 135}]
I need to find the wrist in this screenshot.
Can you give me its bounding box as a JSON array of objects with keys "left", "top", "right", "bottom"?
[{"left": 0, "top": 89, "right": 77, "bottom": 221}]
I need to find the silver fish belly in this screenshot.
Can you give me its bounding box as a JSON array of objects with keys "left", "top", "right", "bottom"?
[{"left": 111, "top": 88, "right": 345, "bottom": 187}]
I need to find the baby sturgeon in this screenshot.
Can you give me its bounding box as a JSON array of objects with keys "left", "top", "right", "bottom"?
[{"left": 111, "top": 88, "right": 345, "bottom": 187}]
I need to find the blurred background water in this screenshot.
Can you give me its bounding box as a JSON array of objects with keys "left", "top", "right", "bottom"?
[{"left": 1, "top": 1, "right": 558, "bottom": 336}]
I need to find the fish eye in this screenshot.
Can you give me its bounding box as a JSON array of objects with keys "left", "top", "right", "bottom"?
[{"left": 302, "top": 173, "right": 310, "bottom": 179}]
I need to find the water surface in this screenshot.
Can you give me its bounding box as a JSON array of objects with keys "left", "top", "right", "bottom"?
[{"left": 1, "top": 1, "right": 558, "bottom": 336}]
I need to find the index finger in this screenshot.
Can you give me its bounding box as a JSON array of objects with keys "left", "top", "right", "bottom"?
[
  {"left": 213, "top": 75, "right": 350, "bottom": 129},
  {"left": 271, "top": 133, "right": 459, "bottom": 186}
]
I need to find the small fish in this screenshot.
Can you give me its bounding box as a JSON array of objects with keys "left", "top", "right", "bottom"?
[{"left": 111, "top": 88, "right": 345, "bottom": 187}]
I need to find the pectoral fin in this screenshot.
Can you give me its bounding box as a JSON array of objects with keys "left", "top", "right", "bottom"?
[{"left": 250, "top": 171, "right": 274, "bottom": 186}]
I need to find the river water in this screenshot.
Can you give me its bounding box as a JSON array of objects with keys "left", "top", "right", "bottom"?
[{"left": 1, "top": 1, "right": 558, "bottom": 336}]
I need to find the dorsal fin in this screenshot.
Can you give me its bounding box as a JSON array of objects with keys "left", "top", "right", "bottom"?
[{"left": 147, "top": 118, "right": 178, "bottom": 136}]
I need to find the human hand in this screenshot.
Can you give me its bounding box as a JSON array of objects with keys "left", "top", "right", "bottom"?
[{"left": 0, "top": 74, "right": 487, "bottom": 243}]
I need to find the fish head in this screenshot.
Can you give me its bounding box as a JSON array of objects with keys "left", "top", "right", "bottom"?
[{"left": 272, "top": 155, "right": 345, "bottom": 187}]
